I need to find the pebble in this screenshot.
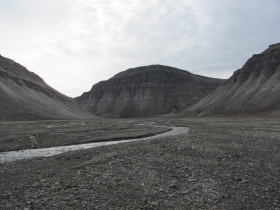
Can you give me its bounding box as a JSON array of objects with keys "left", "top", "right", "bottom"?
[{"left": 0, "top": 118, "right": 279, "bottom": 209}]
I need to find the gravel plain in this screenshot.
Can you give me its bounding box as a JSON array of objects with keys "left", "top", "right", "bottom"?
[{"left": 0, "top": 117, "right": 280, "bottom": 209}]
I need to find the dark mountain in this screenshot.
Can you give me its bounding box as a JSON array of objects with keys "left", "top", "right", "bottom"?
[
  {"left": 74, "top": 65, "right": 225, "bottom": 118},
  {"left": 0, "top": 54, "right": 97, "bottom": 121},
  {"left": 182, "top": 43, "right": 280, "bottom": 117}
]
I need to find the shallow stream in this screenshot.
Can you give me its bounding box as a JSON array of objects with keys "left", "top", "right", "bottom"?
[{"left": 0, "top": 126, "right": 189, "bottom": 163}]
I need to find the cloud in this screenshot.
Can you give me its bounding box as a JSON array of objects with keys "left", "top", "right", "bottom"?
[{"left": 0, "top": 0, "right": 279, "bottom": 97}]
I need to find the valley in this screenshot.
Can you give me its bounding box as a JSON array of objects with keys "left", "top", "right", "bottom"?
[
  {"left": 0, "top": 117, "right": 279, "bottom": 209},
  {"left": 1, "top": 43, "right": 280, "bottom": 209}
]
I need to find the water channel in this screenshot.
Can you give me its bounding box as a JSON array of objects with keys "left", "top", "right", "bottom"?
[{"left": 0, "top": 126, "right": 189, "bottom": 163}]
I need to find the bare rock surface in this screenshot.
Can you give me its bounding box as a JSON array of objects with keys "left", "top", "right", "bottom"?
[
  {"left": 0, "top": 54, "right": 96, "bottom": 121},
  {"left": 1, "top": 117, "right": 279, "bottom": 209},
  {"left": 74, "top": 65, "right": 224, "bottom": 118},
  {"left": 183, "top": 43, "right": 280, "bottom": 117}
]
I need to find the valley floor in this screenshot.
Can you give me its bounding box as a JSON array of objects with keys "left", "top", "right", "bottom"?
[{"left": 0, "top": 117, "right": 279, "bottom": 209}]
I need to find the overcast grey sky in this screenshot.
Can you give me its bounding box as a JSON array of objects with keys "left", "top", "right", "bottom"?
[{"left": 0, "top": 0, "right": 279, "bottom": 97}]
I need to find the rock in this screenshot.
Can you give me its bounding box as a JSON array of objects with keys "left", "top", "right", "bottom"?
[
  {"left": 181, "top": 190, "right": 190, "bottom": 195},
  {"left": 169, "top": 184, "right": 178, "bottom": 189},
  {"left": 148, "top": 201, "right": 159, "bottom": 205},
  {"left": 74, "top": 65, "right": 224, "bottom": 118}
]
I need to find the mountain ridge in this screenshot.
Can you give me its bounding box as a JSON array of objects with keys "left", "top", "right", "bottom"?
[
  {"left": 74, "top": 65, "right": 225, "bottom": 118},
  {"left": 0, "top": 54, "right": 97, "bottom": 121},
  {"left": 181, "top": 43, "right": 280, "bottom": 117}
]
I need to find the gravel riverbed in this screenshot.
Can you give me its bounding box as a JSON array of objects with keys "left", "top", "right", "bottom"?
[{"left": 0, "top": 117, "right": 280, "bottom": 209}]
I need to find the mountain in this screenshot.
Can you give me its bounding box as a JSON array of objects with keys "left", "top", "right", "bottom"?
[
  {"left": 0, "top": 54, "right": 97, "bottom": 121},
  {"left": 182, "top": 43, "right": 280, "bottom": 117},
  {"left": 74, "top": 65, "right": 225, "bottom": 118}
]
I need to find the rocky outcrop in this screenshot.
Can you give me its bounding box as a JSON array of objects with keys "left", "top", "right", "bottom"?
[
  {"left": 182, "top": 43, "right": 280, "bottom": 117},
  {"left": 74, "top": 65, "right": 224, "bottom": 118},
  {"left": 0, "top": 54, "right": 97, "bottom": 121}
]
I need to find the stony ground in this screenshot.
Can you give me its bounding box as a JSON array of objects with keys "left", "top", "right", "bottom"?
[
  {"left": 0, "top": 117, "right": 279, "bottom": 209},
  {"left": 0, "top": 120, "right": 170, "bottom": 152}
]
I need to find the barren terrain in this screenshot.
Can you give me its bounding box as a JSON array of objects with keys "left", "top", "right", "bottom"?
[{"left": 0, "top": 117, "right": 279, "bottom": 209}]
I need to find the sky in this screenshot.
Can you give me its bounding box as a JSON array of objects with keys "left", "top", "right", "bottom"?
[{"left": 0, "top": 0, "right": 279, "bottom": 97}]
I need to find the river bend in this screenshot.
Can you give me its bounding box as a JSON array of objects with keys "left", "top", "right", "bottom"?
[{"left": 0, "top": 126, "right": 189, "bottom": 163}]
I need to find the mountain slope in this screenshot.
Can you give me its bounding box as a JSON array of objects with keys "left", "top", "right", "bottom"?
[
  {"left": 182, "top": 43, "right": 280, "bottom": 117},
  {"left": 0, "top": 54, "right": 97, "bottom": 121},
  {"left": 74, "top": 65, "right": 225, "bottom": 118}
]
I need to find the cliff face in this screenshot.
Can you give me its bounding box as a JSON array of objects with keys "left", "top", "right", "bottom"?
[
  {"left": 183, "top": 43, "right": 280, "bottom": 117},
  {"left": 0, "top": 54, "right": 96, "bottom": 121},
  {"left": 74, "top": 65, "right": 225, "bottom": 118}
]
